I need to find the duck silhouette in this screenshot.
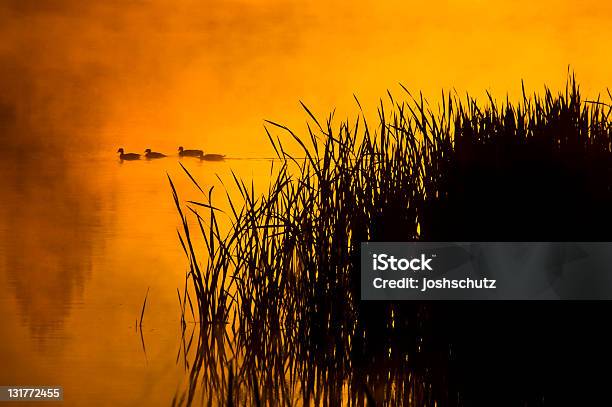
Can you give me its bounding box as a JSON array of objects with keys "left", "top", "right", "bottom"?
[
  {"left": 117, "top": 148, "right": 140, "bottom": 161},
  {"left": 178, "top": 146, "right": 203, "bottom": 158},
  {"left": 144, "top": 148, "right": 167, "bottom": 159},
  {"left": 200, "top": 153, "right": 226, "bottom": 161}
]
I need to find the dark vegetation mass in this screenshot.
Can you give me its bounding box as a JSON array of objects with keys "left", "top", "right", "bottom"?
[{"left": 170, "top": 76, "right": 612, "bottom": 406}]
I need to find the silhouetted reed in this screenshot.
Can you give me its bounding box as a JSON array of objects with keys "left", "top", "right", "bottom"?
[{"left": 170, "top": 75, "right": 612, "bottom": 406}]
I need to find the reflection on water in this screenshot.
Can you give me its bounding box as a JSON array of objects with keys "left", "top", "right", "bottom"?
[
  {"left": 0, "top": 148, "right": 273, "bottom": 405},
  {"left": 0, "top": 154, "right": 103, "bottom": 338}
]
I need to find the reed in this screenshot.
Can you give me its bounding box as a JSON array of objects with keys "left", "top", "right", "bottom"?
[
  {"left": 139, "top": 287, "right": 149, "bottom": 329},
  {"left": 171, "top": 75, "right": 612, "bottom": 406}
]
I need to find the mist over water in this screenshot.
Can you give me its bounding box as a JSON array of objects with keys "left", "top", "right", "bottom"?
[
  {"left": 1, "top": 0, "right": 612, "bottom": 405},
  {"left": 2, "top": 0, "right": 612, "bottom": 154}
]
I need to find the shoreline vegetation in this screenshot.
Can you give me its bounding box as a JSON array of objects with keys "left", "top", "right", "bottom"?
[{"left": 169, "top": 75, "right": 612, "bottom": 406}]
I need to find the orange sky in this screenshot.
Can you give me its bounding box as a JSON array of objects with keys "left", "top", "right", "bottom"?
[{"left": 1, "top": 0, "right": 611, "bottom": 156}]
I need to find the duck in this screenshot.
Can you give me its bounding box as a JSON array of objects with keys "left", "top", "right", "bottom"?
[
  {"left": 200, "top": 153, "right": 226, "bottom": 161},
  {"left": 178, "top": 146, "right": 204, "bottom": 158},
  {"left": 144, "top": 148, "right": 167, "bottom": 159},
  {"left": 117, "top": 148, "right": 140, "bottom": 161}
]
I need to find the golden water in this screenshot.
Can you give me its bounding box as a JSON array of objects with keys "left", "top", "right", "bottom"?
[{"left": 0, "top": 153, "right": 273, "bottom": 405}]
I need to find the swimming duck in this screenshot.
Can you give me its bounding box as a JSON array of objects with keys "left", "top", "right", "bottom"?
[
  {"left": 117, "top": 148, "right": 140, "bottom": 161},
  {"left": 178, "top": 146, "right": 203, "bottom": 158},
  {"left": 200, "top": 153, "right": 226, "bottom": 161},
  {"left": 144, "top": 148, "right": 167, "bottom": 159}
]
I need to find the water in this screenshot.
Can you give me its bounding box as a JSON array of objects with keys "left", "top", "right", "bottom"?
[{"left": 0, "top": 150, "right": 272, "bottom": 406}]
